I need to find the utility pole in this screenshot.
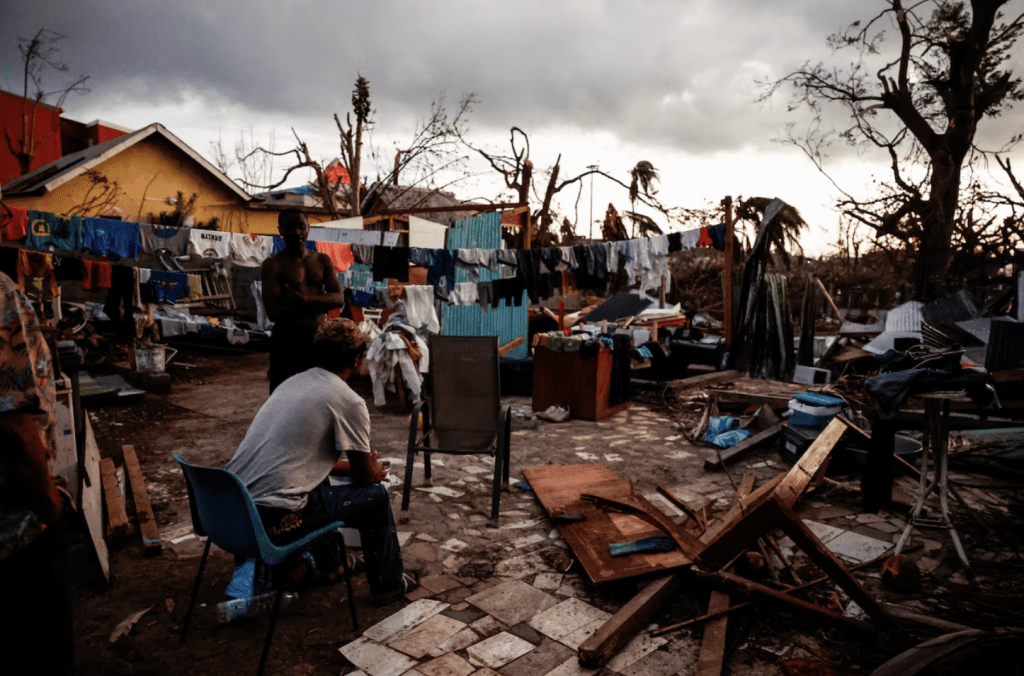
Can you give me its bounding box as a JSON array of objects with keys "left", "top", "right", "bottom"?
[{"left": 587, "top": 164, "right": 598, "bottom": 240}]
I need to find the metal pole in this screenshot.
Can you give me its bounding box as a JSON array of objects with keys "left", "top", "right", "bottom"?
[{"left": 587, "top": 164, "right": 598, "bottom": 240}]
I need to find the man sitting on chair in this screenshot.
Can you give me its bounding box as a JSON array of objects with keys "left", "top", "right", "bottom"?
[{"left": 226, "top": 318, "right": 415, "bottom": 604}]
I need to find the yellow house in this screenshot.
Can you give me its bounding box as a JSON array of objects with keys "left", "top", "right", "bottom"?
[{"left": 1, "top": 123, "right": 333, "bottom": 234}]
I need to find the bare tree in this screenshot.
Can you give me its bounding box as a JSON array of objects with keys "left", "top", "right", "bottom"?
[
  {"left": 4, "top": 29, "right": 90, "bottom": 177},
  {"left": 765, "top": 0, "right": 1023, "bottom": 298}
]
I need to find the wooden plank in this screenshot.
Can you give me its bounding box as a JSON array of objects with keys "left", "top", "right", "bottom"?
[
  {"left": 703, "top": 424, "right": 784, "bottom": 471},
  {"left": 497, "top": 336, "right": 525, "bottom": 357},
  {"left": 99, "top": 458, "right": 131, "bottom": 538},
  {"left": 656, "top": 484, "right": 706, "bottom": 533},
  {"left": 122, "top": 445, "right": 162, "bottom": 554},
  {"left": 737, "top": 474, "right": 756, "bottom": 500},
  {"left": 700, "top": 474, "right": 783, "bottom": 546},
  {"left": 578, "top": 573, "right": 685, "bottom": 667},
  {"left": 81, "top": 417, "right": 109, "bottom": 581},
  {"left": 696, "top": 591, "right": 731, "bottom": 676},
  {"left": 665, "top": 370, "right": 739, "bottom": 392},
  {"left": 769, "top": 497, "right": 889, "bottom": 622},
  {"left": 775, "top": 418, "right": 847, "bottom": 509},
  {"left": 698, "top": 493, "right": 781, "bottom": 570},
  {"left": 523, "top": 464, "right": 694, "bottom": 584}
]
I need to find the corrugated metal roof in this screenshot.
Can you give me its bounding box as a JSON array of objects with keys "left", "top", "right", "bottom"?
[
  {"left": 441, "top": 211, "right": 527, "bottom": 358},
  {"left": 885, "top": 301, "right": 924, "bottom": 332},
  {"left": 862, "top": 331, "right": 922, "bottom": 355},
  {"left": 922, "top": 290, "right": 979, "bottom": 326},
  {"left": 954, "top": 318, "right": 993, "bottom": 344}
]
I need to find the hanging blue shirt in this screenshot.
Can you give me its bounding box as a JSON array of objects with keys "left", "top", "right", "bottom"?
[
  {"left": 83, "top": 218, "right": 142, "bottom": 261},
  {"left": 271, "top": 236, "right": 317, "bottom": 255},
  {"left": 26, "top": 211, "right": 83, "bottom": 252},
  {"left": 148, "top": 270, "right": 189, "bottom": 305}
]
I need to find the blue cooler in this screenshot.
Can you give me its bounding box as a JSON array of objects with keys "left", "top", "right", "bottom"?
[{"left": 787, "top": 391, "right": 844, "bottom": 429}]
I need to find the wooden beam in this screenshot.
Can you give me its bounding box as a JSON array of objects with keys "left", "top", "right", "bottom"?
[
  {"left": 656, "top": 484, "right": 707, "bottom": 533},
  {"left": 497, "top": 336, "right": 525, "bottom": 357},
  {"left": 775, "top": 417, "right": 847, "bottom": 509},
  {"left": 99, "top": 457, "right": 131, "bottom": 538},
  {"left": 703, "top": 423, "right": 784, "bottom": 471},
  {"left": 696, "top": 591, "right": 731, "bottom": 676},
  {"left": 737, "top": 474, "right": 756, "bottom": 500},
  {"left": 691, "top": 570, "right": 875, "bottom": 634},
  {"left": 122, "top": 445, "right": 162, "bottom": 554},
  {"left": 665, "top": 370, "right": 739, "bottom": 393},
  {"left": 700, "top": 474, "right": 783, "bottom": 546},
  {"left": 814, "top": 277, "right": 844, "bottom": 322},
  {"left": 578, "top": 574, "right": 685, "bottom": 668}
]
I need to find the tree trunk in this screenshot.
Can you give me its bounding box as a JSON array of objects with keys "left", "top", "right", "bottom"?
[
  {"left": 914, "top": 146, "right": 962, "bottom": 299},
  {"left": 350, "top": 121, "right": 363, "bottom": 217}
]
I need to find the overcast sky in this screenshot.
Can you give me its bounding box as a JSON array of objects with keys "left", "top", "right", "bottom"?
[{"left": 2, "top": 0, "right": 1022, "bottom": 254}]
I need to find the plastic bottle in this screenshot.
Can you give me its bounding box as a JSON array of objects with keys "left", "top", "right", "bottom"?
[{"left": 216, "top": 591, "right": 298, "bottom": 624}]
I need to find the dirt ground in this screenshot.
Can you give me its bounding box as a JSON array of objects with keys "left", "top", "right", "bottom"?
[{"left": 70, "top": 348, "right": 1024, "bottom": 676}]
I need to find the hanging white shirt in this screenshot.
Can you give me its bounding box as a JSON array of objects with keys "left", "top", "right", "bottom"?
[
  {"left": 231, "top": 233, "right": 274, "bottom": 267},
  {"left": 187, "top": 229, "right": 231, "bottom": 258}
]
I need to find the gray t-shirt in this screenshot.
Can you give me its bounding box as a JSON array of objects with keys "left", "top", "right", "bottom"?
[{"left": 226, "top": 367, "right": 371, "bottom": 510}]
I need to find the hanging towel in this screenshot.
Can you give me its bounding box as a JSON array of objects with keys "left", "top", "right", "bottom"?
[
  {"left": 449, "top": 282, "right": 479, "bottom": 306},
  {"left": 0, "top": 206, "right": 29, "bottom": 242},
  {"left": 680, "top": 227, "right": 700, "bottom": 250},
  {"left": 314, "top": 241, "right": 355, "bottom": 272},
  {"left": 81, "top": 259, "right": 113, "bottom": 290},
  {"left": 83, "top": 218, "right": 142, "bottom": 260},
  {"left": 402, "top": 285, "right": 440, "bottom": 334}
]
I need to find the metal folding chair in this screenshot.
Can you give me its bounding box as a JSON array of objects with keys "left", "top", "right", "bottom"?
[{"left": 401, "top": 336, "right": 512, "bottom": 520}]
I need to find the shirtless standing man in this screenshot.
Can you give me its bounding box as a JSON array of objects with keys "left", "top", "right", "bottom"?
[{"left": 262, "top": 209, "right": 345, "bottom": 392}]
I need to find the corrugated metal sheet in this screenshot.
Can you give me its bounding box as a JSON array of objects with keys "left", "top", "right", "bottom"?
[
  {"left": 885, "top": 301, "right": 924, "bottom": 332},
  {"left": 441, "top": 211, "right": 528, "bottom": 358}
]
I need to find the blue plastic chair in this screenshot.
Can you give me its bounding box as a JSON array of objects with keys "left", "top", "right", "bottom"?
[{"left": 174, "top": 454, "right": 358, "bottom": 676}]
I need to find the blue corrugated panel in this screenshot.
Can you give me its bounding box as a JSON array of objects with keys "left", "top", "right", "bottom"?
[{"left": 441, "top": 212, "right": 528, "bottom": 358}]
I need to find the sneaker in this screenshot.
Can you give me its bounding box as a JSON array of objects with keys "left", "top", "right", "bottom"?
[{"left": 370, "top": 572, "right": 420, "bottom": 606}]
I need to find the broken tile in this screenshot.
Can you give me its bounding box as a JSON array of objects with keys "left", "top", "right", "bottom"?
[
  {"left": 397, "top": 531, "right": 414, "bottom": 546},
  {"left": 440, "top": 586, "right": 473, "bottom": 604},
  {"left": 528, "top": 597, "right": 611, "bottom": 643},
  {"left": 442, "top": 606, "right": 486, "bottom": 624},
  {"left": 466, "top": 632, "right": 535, "bottom": 668},
  {"left": 558, "top": 619, "right": 604, "bottom": 650},
  {"left": 428, "top": 627, "right": 481, "bottom": 657},
  {"left": 499, "top": 637, "right": 575, "bottom": 676},
  {"left": 511, "top": 533, "right": 547, "bottom": 549},
  {"left": 388, "top": 614, "right": 467, "bottom": 659},
  {"left": 826, "top": 531, "right": 893, "bottom": 564},
  {"left": 417, "top": 652, "right": 476, "bottom": 676},
  {"left": 466, "top": 579, "right": 559, "bottom": 626},
  {"left": 495, "top": 552, "right": 550, "bottom": 579},
  {"left": 545, "top": 657, "right": 598, "bottom": 676},
  {"left": 416, "top": 486, "right": 465, "bottom": 498},
  {"left": 421, "top": 575, "right": 464, "bottom": 595},
  {"left": 620, "top": 648, "right": 684, "bottom": 676},
  {"left": 443, "top": 554, "right": 460, "bottom": 568},
  {"left": 606, "top": 632, "right": 668, "bottom": 673},
  {"left": 802, "top": 520, "right": 847, "bottom": 544},
  {"left": 440, "top": 538, "right": 470, "bottom": 552},
  {"left": 405, "top": 542, "right": 438, "bottom": 562},
  {"left": 533, "top": 572, "right": 563, "bottom": 591},
  {"left": 469, "top": 615, "right": 508, "bottom": 639},
  {"left": 405, "top": 586, "right": 434, "bottom": 602},
  {"left": 363, "top": 598, "right": 449, "bottom": 644},
  {"left": 339, "top": 637, "right": 418, "bottom": 676},
  {"left": 463, "top": 466, "right": 489, "bottom": 474},
  {"left": 417, "top": 533, "right": 439, "bottom": 542}
]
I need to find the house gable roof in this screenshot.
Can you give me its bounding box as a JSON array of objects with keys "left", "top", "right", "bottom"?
[{"left": 1, "top": 122, "right": 253, "bottom": 202}]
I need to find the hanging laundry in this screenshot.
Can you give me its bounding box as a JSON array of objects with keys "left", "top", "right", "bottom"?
[
  {"left": 149, "top": 270, "right": 190, "bottom": 305},
  {"left": 314, "top": 241, "right": 355, "bottom": 272},
  {"left": 82, "top": 217, "right": 142, "bottom": 260},
  {"left": 667, "top": 231, "right": 683, "bottom": 253},
  {"left": 399, "top": 285, "right": 440, "bottom": 334},
  {"left": 449, "top": 282, "right": 479, "bottom": 306},
  {"left": 680, "top": 227, "right": 700, "bottom": 250},
  {"left": 186, "top": 273, "right": 203, "bottom": 301},
  {"left": 0, "top": 206, "right": 29, "bottom": 242},
  {"left": 271, "top": 236, "right": 317, "bottom": 254},
  {"left": 707, "top": 224, "right": 727, "bottom": 251},
  {"left": 140, "top": 223, "right": 189, "bottom": 255},
  {"left": 476, "top": 281, "right": 493, "bottom": 313},
  {"left": 558, "top": 247, "right": 579, "bottom": 270},
  {"left": 697, "top": 226, "right": 714, "bottom": 248},
  {"left": 230, "top": 232, "right": 274, "bottom": 267},
  {"left": 81, "top": 259, "right": 113, "bottom": 290},
  {"left": 16, "top": 249, "right": 60, "bottom": 300},
  {"left": 410, "top": 248, "right": 455, "bottom": 298},
  {"left": 26, "top": 211, "right": 83, "bottom": 252},
  {"left": 187, "top": 228, "right": 231, "bottom": 258},
  {"left": 371, "top": 246, "right": 410, "bottom": 282},
  {"left": 351, "top": 243, "right": 374, "bottom": 265}
]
